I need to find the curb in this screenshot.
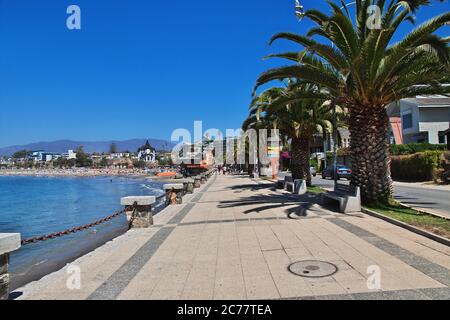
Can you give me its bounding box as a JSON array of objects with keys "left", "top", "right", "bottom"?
[
  {"left": 361, "top": 208, "right": 450, "bottom": 247},
  {"left": 397, "top": 202, "right": 450, "bottom": 221}
]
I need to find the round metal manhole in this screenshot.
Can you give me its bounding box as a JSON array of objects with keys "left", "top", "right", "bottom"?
[{"left": 288, "top": 260, "right": 338, "bottom": 278}]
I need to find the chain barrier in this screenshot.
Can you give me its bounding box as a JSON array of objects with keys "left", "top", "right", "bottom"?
[
  {"left": 21, "top": 195, "right": 170, "bottom": 246},
  {"left": 21, "top": 208, "right": 127, "bottom": 246}
]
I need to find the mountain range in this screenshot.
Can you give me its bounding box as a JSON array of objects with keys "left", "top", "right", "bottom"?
[{"left": 0, "top": 139, "right": 175, "bottom": 156}]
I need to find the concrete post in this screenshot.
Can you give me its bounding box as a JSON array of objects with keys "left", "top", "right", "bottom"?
[
  {"left": 120, "top": 196, "right": 156, "bottom": 228},
  {"left": 0, "top": 233, "right": 21, "bottom": 300},
  {"left": 186, "top": 179, "right": 195, "bottom": 194},
  {"left": 194, "top": 176, "right": 201, "bottom": 188},
  {"left": 200, "top": 174, "right": 206, "bottom": 184},
  {"left": 164, "top": 184, "right": 184, "bottom": 205},
  {"left": 178, "top": 180, "right": 189, "bottom": 195}
]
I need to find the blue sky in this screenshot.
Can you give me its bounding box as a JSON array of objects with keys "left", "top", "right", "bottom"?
[{"left": 0, "top": 0, "right": 448, "bottom": 147}]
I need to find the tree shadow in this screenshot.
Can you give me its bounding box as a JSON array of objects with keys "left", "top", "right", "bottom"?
[
  {"left": 227, "top": 183, "right": 279, "bottom": 193},
  {"left": 218, "top": 187, "right": 323, "bottom": 219}
]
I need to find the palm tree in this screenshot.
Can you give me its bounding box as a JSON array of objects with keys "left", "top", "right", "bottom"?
[
  {"left": 246, "top": 82, "right": 340, "bottom": 186},
  {"left": 254, "top": 0, "right": 450, "bottom": 204},
  {"left": 242, "top": 90, "right": 278, "bottom": 177}
]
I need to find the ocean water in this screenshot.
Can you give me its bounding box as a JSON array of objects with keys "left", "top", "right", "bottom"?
[{"left": 0, "top": 176, "right": 165, "bottom": 290}]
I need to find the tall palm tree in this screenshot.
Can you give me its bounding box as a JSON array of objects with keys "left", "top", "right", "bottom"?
[
  {"left": 247, "top": 82, "right": 339, "bottom": 186},
  {"left": 254, "top": 0, "right": 450, "bottom": 204},
  {"left": 242, "top": 88, "right": 281, "bottom": 176}
]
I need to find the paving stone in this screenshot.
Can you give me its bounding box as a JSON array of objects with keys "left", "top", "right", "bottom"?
[
  {"left": 351, "top": 291, "right": 389, "bottom": 300},
  {"left": 382, "top": 289, "right": 431, "bottom": 300},
  {"left": 420, "top": 287, "right": 450, "bottom": 300},
  {"left": 315, "top": 293, "right": 354, "bottom": 300}
]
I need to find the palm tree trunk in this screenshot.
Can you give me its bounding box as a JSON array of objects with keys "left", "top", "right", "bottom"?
[
  {"left": 349, "top": 105, "right": 392, "bottom": 204},
  {"left": 291, "top": 136, "right": 312, "bottom": 186},
  {"left": 247, "top": 163, "right": 254, "bottom": 177}
]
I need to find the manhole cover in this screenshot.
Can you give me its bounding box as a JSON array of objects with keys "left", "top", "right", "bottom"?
[{"left": 288, "top": 260, "right": 338, "bottom": 278}]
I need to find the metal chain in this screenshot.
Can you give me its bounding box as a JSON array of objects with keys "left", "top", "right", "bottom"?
[
  {"left": 21, "top": 209, "right": 127, "bottom": 246},
  {"left": 127, "top": 202, "right": 138, "bottom": 231}
]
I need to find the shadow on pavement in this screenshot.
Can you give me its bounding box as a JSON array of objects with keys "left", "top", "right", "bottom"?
[{"left": 219, "top": 182, "right": 326, "bottom": 218}]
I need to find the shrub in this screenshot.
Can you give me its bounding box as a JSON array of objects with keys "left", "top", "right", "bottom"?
[
  {"left": 391, "top": 151, "right": 443, "bottom": 182},
  {"left": 390, "top": 143, "right": 446, "bottom": 156}
]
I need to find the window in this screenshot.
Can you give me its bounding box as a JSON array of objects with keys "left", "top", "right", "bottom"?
[
  {"left": 439, "top": 132, "right": 447, "bottom": 144},
  {"left": 402, "top": 113, "right": 413, "bottom": 129}
]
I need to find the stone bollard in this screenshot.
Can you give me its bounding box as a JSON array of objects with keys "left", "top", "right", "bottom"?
[
  {"left": 200, "top": 174, "right": 206, "bottom": 184},
  {"left": 186, "top": 179, "right": 195, "bottom": 194},
  {"left": 0, "top": 233, "right": 21, "bottom": 300},
  {"left": 179, "top": 179, "right": 194, "bottom": 195},
  {"left": 194, "top": 176, "right": 201, "bottom": 188},
  {"left": 164, "top": 183, "right": 184, "bottom": 205},
  {"left": 174, "top": 173, "right": 183, "bottom": 179},
  {"left": 177, "top": 179, "right": 189, "bottom": 195},
  {"left": 120, "top": 196, "right": 155, "bottom": 228}
]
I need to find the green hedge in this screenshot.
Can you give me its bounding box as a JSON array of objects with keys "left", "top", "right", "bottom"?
[
  {"left": 390, "top": 143, "right": 447, "bottom": 156},
  {"left": 391, "top": 151, "right": 443, "bottom": 182}
]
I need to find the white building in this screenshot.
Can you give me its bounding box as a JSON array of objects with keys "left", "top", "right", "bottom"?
[
  {"left": 138, "top": 149, "right": 156, "bottom": 163},
  {"left": 32, "top": 151, "right": 61, "bottom": 162},
  {"left": 67, "top": 150, "right": 77, "bottom": 160},
  {"left": 388, "top": 96, "right": 450, "bottom": 144}
]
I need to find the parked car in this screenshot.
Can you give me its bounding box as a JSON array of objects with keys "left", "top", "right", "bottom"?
[
  {"left": 322, "top": 164, "right": 352, "bottom": 180},
  {"left": 310, "top": 166, "right": 317, "bottom": 177},
  {"left": 443, "top": 171, "right": 450, "bottom": 183}
]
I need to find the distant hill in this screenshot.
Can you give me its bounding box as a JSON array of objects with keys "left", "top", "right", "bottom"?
[{"left": 0, "top": 139, "right": 175, "bottom": 156}]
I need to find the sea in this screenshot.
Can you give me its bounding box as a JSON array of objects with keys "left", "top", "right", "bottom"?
[{"left": 0, "top": 175, "right": 165, "bottom": 290}]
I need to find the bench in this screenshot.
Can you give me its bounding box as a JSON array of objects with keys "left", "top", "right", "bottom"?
[
  {"left": 277, "top": 179, "right": 285, "bottom": 189},
  {"left": 293, "top": 179, "right": 307, "bottom": 195},
  {"left": 322, "top": 183, "right": 361, "bottom": 213},
  {"left": 163, "top": 183, "right": 184, "bottom": 205},
  {"left": 284, "top": 176, "right": 294, "bottom": 192},
  {"left": 282, "top": 177, "right": 307, "bottom": 195}
]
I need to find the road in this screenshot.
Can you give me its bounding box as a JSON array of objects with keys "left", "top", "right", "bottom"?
[{"left": 310, "top": 175, "right": 450, "bottom": 218}]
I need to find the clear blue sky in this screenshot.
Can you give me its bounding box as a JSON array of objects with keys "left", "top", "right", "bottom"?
[{"left": 0, "top": 0, "right": 448, "bottom": 147}]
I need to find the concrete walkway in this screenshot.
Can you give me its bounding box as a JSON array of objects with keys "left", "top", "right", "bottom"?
[{"left": 15, "top": 175, "right": 450, "bottom": 300}]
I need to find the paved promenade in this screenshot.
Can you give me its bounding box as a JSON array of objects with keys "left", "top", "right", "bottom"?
[{"left": 16, "top": 175, "right": 450, "bottom": 300}]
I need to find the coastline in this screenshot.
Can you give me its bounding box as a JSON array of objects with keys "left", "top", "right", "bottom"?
[
  {"left": 10, "top": 223, "right": 128, "bottom": 291},
  {"left": 1, "top": 173, "right": 168, "bottom": 294},
  {"left": 14, "top": 175, "right": 214, "bottom": 300},
  {"left": 0, "top": 168, "right": 150, "bottom": 178}
]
